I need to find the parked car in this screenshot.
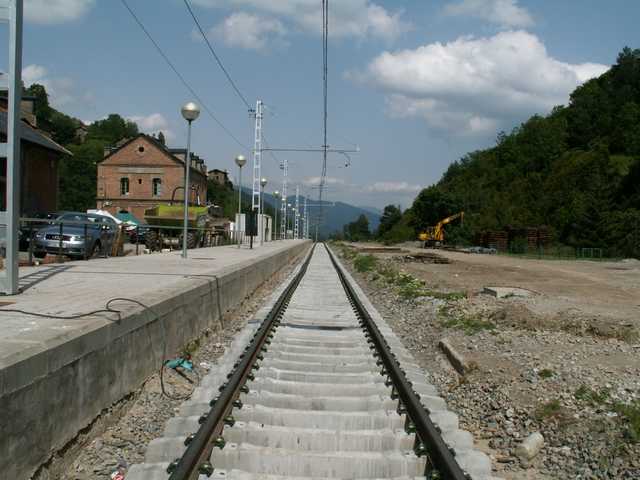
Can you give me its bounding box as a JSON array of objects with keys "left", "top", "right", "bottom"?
[
  {"left": 33, "top": 212, "right": 118, "bottom": 259},
  {"left": 125, "top": 223, "right": 149, "bottom": 244},
  {"left": 19, "top": 212, "right": 62, "bottom": 251}
]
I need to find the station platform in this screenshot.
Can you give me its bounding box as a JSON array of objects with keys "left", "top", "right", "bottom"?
[{"left": 0, "top": 239, "right": 310, "bottom": 479}]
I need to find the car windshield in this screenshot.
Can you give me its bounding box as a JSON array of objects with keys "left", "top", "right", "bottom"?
[{"left": 57, "top": 214, "right": 99, "bottom": 227}]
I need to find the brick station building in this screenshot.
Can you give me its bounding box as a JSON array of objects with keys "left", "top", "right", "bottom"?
[{"left": 96, "top": 134, "right": 208, "bottom": 221}]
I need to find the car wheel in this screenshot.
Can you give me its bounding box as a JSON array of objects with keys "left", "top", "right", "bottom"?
[
  {"left": 145, "top": 230, "right": 160, "bottom": 251},
  {"left": 90, "top": 241, "right": 101, "bottom": 258}
]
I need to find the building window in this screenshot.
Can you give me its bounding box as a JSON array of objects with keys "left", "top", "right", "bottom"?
[
  {"left": 138, "top": 178, "right": 142, "bottom": 185},
  {"left": 120, "top": 177, "right": 129, "bottom": 196},
  {"left": 152, "top": 178, "right": 162, "bottom": 196}
]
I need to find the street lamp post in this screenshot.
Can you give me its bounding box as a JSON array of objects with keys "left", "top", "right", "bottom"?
[
  {"left": 287, "top": 203, "right": 292, "bottom": 239},
  {"left": 235, "top": 155, "right": 246, "bottom": 248},
  {"left": 260, "top": 177, "right": 267, "bottom": 245},
  {"left": 180, "top": 102, "right": 200, "bottom": 259},
  {"left": 273, "top": 190, "right": 280, "bottom": 240}
]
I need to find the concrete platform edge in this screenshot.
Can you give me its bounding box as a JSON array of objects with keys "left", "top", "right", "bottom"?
[{"left": 0, "top": 241, "right": 311, "bottom": 479}]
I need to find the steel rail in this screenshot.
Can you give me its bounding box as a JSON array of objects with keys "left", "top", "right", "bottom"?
[
  {"left": 167, "top": 244, "right": 315, "bottom": 480},
  {"left": 325, "top": 244, "right": 470, "bottom": 480}
]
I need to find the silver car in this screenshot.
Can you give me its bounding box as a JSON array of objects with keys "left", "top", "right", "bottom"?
[{"left": 33, "top": 212, "right": 117, "bottom": 259}]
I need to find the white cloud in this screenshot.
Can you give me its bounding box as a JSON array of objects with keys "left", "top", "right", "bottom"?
[
  {"left": 127, "top": 113, "right": 175, "bottom": 141},
  {"left": 302, "top": 176, "right": 345, "bottom": 187},
  {"left": 191, "top": 0, "right": 409, "bottom": 41},
  {"left": 366, "top": 181, "right": 422, "bottom": 193},
  {"left": 22, "top": 64, "right": 88, "bottom": 109},
  {"left": 25, "top": 0, "right": 95, "bottom": 25},
  {"left": 354, "top": 31, "right": 609, "bottom": 135},
  {"left": 443, "top": 0, "right": 533, "bottom": 28},
  {"left": 22, "top": 64, "right": 47, "bottom": 85},
  {"left": 212, "top": 12, "right": 286, "bottom": 50}
]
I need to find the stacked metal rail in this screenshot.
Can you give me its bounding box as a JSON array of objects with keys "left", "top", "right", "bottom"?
[{"left": 127, "top": 245, "right": 498, "bottom": 479}]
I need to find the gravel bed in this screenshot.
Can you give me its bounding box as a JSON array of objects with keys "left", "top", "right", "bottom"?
[{"left": 335, "top": 247, "right": 640, "bottom": 480}]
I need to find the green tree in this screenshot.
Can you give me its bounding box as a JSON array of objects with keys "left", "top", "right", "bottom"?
[
  {"left": 409, "top": 186, "right": 462, "bottom": 232},
  {"left": 25, "top": 83, "right": 52, "bottom": 129},
  {"left": 343, "top": 214, "right": 370, "bottom": 241},
  {"left": 58, "top": 140, "right": 103, "bottom": 211},
  {"left": 389, "top": 47, "right": 640, "bottom": 257},
  {"left": 87, "top": 114, "right": 138, "bottom": 144},
  {"left": 377, "top": 204, "right": 402, "bottom": 238},
  {"left": 50, "top": 111, "right": 78, "bottom": 146}
]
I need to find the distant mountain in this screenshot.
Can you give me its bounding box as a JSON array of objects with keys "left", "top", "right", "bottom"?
[
  {"left": 358, "top": 205, "right": 383, "bottom": 216},
  {"left": 259, "top": 192, "right": 380, "bottom": 239},
  {"left": 320, "top": 201, "right": 380, "bottom": 238}
]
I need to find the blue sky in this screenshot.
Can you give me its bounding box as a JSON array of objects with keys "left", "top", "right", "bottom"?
[{"left": 5, "top": 0, "right": 639, "bottom": 209}]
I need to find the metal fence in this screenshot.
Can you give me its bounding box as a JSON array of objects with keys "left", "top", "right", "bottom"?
[
  {"left": 500, "top": 245, "right": 611, "bottom": 261},
  {"left": 12, "top": 217, "right": 234, "bottom": 266}
]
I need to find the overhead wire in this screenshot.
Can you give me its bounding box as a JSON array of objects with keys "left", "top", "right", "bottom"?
[
  {"left": 182, "top": 0, "right": 252, "bottom": 111},
  {"left": 184, "top": 0, "right": 283, "bottom": 190},
  {"left": 119, "top": 0, "right": 250, "bottom": 152},
  {"left": 182, "top": 0, "right": 294, "bottom": 183},
  {"left": 316, "top": 0, "right": 329, "bottom": 239}
]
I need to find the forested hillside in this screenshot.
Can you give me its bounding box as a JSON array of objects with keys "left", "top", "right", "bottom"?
[
  {"left": 23, "top": 83, "right": 141, "bottom": 211},
  {"left": 391, "top": 47, "right": 640, "bottom": 257}
]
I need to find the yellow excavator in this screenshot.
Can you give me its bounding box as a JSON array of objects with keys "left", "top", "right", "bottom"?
[{"left": 419, "top": 212, "right": 464, "bottom": 248}]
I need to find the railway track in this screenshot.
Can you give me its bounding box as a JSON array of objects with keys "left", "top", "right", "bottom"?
[{"left": 127, "top": 244, "right": 496, "bottom": 480}]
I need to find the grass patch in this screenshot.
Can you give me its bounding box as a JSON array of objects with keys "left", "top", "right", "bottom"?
[
  {"left": 394, "top": 273, "right": 426, "bottom": 299},
  {"left": 574, "top": 385, "right": 611, "bottom": 406},
  {"left": 614, "top": 400, "right": 640, "bottom": 443},
  {"left": 536, "top": 399, "right": 563, "bottom": 420},
  {"left": 353, "top": 254, "right": 377, "bottom": 272},
  {"left": 538, "top": 368, "right": 555, "bottom": 379},
  {"left": 377, "top": 263, "right": 400, "bottom": 283},
  {"left": 442, "top": 314, "right": 496, "bottom": 335},
  {"left": 424, "top": 290, "right": 466, "bottom": 301}
]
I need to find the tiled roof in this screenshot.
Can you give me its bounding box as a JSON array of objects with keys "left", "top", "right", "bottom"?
[{"left": 0, "top": 110, "right": 71, "bottom": 156}]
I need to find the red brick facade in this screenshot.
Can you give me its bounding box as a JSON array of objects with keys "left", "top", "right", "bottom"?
[
  {"left": 208, "top": 168, "right": 230, "bottom": 186},
  {"left": 96, "top": 135, "right": 207, "bottom": 221}
]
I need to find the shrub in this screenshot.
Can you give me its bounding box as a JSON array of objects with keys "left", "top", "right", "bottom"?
[
  {"left": 614, "top": 400, "right": 640, "bottom": 443},
  {"left": 353, "top": 254, "right": 377, "bottom": 272}
]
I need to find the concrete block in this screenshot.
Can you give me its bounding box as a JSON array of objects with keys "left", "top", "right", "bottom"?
[
  {"left": 516, "top": 432, "right": 544, "bottom": 460},
  {"left": 483, "top": 286, "right": 532, "bottom": 299}
]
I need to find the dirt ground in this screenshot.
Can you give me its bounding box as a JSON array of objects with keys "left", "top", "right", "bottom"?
[
  {"left": 384, "top": 244, "right": 640, "bottom": 323},
  {"left": 339, "top": 242, "right": 640, "bottom": 479}
]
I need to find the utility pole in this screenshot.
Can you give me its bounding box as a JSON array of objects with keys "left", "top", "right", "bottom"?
[
  {"left": 294, "top": 185, "right": 300, "bottom": 240},
  {"left": 250, "top": 100, "right": 263, "bottom": 243},
  {"left": 0, "top": 0, "right": 23, "bottom": 294},
  {"left": 280, "top": 159, "right": 288, "bottom": 240},
  {"left": 303, "top": 196, "right": 308, "bottom": 239},
  {"left": 317, "top": 0, "right": 329, "bottom": 243}
]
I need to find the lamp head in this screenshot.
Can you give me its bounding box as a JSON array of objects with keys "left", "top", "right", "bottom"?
[
  {"left": 181, "top": 102, "right": 201, "bottom": 122},
  {"left": 235, "top": 155, "right": 247, "bottom": 168},
  {"left": 260, "top": 177, "right": 267, "bottom": 188}
]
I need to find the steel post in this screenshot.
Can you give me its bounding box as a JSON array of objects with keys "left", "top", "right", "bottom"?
[
  {"left": 182, "top": 121, "right": 192, "bottom": 259},
  {"left": 0, "top": 0, "right": 23, "bottom": 293}
]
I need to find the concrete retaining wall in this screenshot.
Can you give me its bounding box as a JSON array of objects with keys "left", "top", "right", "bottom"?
[{"left": 0, "top": 241, "right": 310, "bottom": 479}]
